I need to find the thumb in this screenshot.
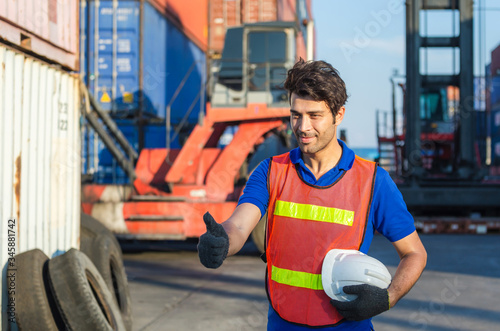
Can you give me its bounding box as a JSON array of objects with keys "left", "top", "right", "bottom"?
[{"left": 203, "top": 212, "right": 224, "bottom": 237}]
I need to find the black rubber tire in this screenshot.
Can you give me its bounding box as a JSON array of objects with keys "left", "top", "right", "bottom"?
[
  {"left": 81, "top": 212, "right": 118, "bottom": 240},
  {"left": 83, "top": 234, "right": 133, "bottom": 330},
  {"left": 8, "top": 249, "right": 65, "bottom": 331},
  {"left": 48, "top": 248, "right": 126, "bottom": 331},
  {"left": 80, "top": 213, "right": 133, "bottom": 331}
]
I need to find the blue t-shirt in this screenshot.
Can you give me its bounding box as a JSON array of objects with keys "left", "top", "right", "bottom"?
[{"left": 237, "top": 140, "right": 416, "bottom": 330}]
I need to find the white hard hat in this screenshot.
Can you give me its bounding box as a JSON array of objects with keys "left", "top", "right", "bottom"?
[{"left": 321, "top": 249, "right": 392, "bottom": 302}]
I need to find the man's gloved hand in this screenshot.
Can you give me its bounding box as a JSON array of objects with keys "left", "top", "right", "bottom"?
[
  {"left": 330, "top": 284, "right": 390, "bottom": 321},
  {"left": 197, "top": 212, "right": 229, "bottom": 269}
]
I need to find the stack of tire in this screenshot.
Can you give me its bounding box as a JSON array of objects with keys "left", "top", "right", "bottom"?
[{"left": 9, "top": 213, "right": 132, "bottom": 331}]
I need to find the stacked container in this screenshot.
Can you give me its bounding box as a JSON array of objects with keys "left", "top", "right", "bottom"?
[
  {"left": 490, "top": 44, "right": 500, "bottom": 168},
  {"left": 81, "top": 0, "right": 313, "bottom": 184},
  {"left": 0, "top": 1, "right": 81, "bottom": 328},
  {"left": 209, "top": 0, "right": 312, "bottom": 55},
  {"left": 0, "top": 0, "right": 79, "bottom": 70},
  {"left": 80, "top": 0, "right": 209, "bottom": 183},
  {"left": 80, "top": 0, "right": 312, "bottom": 118},
  {"left": 81, "top": 0, "right": 207, "bottom": 120}
]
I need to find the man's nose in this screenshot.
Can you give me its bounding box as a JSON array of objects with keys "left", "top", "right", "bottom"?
[{"left": 298, "top": 116, "right": 312, "bottom": 132}]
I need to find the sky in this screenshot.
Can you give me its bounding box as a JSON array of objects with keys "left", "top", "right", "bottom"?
[{"left": 312, "top": 0, "right": 500, "bottom": 148}]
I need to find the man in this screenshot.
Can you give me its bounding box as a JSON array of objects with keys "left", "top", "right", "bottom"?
[{"left": 197, "top": 59, "right": 427, "bottom": 330}]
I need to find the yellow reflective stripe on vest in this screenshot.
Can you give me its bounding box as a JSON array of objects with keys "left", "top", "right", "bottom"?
[
  {"left": 271, "top": 265, "right": 323, "bottom": 290},
  {"left": 274, "top": 200, "right": 354, "bottom": 226}
]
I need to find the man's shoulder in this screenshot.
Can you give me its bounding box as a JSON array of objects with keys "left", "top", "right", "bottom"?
[{"left": 373, "top": 166, "right": 400, "bottom": 193}]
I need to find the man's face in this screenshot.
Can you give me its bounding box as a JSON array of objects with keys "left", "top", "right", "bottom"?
[{"left": 290, "top": 93, "right": 341, "bottom": 155}]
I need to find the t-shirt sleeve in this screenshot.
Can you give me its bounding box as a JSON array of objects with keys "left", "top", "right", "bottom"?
[
  {"left": 372, "top": 167, "right": 416, "bottom": 242},
  {"left": 237, "top": 158, "right": 271, "bottom": 218}
]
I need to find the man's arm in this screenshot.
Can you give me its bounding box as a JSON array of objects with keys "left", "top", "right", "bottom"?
[
  {"left": 388, "top": 230, "right": 427, "bottom": 307},
  {"left": 330, "top": 230, "right": 426, "bottom": 321},
  {"left": 198, "top": 158, "right": 270, "bottom": 269},
  {"left": 197, "top": 203, "right": 262, "bottom": 269},
  {"left": 221, "top": 203, "right": 262, "bottom": 256}
]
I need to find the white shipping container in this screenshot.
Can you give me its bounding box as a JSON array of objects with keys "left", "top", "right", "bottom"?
[
  {"left": 0, "top": 0, "right": 79, "bottom": 70},
  {"left": 0, "top": 45, "right": 81, "bottom": 328}
]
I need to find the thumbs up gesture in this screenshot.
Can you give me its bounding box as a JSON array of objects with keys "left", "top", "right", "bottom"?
[{"left": 197, "top": 212, "right": 229, "bottom": 269}]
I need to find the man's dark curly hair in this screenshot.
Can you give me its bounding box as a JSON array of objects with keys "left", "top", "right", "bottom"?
[{"left": 283, "top": 59, "right": 348, "bottom": 117}]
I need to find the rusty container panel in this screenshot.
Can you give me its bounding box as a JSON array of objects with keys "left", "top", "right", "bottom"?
[
  {"left": 491, "top": 44, "right": 500, "bottom": 77},
  {"left": 209, "top": 0, "right": 281, "bottom": 55},
  {"left": 0, "top": 45, "right": 80, "bottom": 328},
  {"left": 277, "top": 0, "right": 314, "bottom": 60},
  {"left": 242, "top": 0, "right": 277, "bottom": 23},
  {"left": 148, "top": 0, "right": 209, "bottom": 51},
  {"left": 0, "top": 0, "right": 79, "bottom": 70},
  {"left": 209, "top": 0, "right": 241, "bottom": 54},
  {"left": 277, "top": 0, "right": 295, "bottom": 21},
  {"left": 208, "top": 0, "right": 314, "bottom": 57}
]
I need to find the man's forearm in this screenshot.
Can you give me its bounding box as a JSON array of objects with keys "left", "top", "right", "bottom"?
[
  {"left": 221, "top": 203, "right": 262, "bottom": 256},
  {"left": 388, "top": 249, "right": 427, "bottom": 308},
  {"left": 222, "top": 221, "right": 250, "bottom": 256}
]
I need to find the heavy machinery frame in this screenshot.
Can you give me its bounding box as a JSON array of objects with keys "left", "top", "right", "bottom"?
[{"left": 81, "top": 21, "right": 306, "bottom": 240}]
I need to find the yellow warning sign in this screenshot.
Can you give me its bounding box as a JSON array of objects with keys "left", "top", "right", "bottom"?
[
  {"left": 100, "top": 91, "right": 111, "bottom": 103},
  {"left": 123, "top": 92, "right": 133, "bottom": 103}
]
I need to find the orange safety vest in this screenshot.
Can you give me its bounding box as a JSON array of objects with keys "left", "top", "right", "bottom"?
[{"left": 265, "top": 152, "right": 377, "bottom": 327}]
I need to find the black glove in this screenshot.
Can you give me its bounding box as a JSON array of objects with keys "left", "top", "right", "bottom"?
[
  {"left": 330, "top": 284, "right": 390, "bottom": 321},
  {"left": 197, "top": 212, "right": 229, "bottom": 269}
]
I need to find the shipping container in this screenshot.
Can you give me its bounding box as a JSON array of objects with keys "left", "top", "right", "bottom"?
[
  {"left": 277, "top": 0, "right": 313, "bottom": 44},
  {"left": 486, "top": 63, "right": 491, "bottom": 113},
  {"left": 208, "top": 0, "right": 313, "bottom": 55},
  {"left": 0, "top": 45, "right": 80, "bottom": 328},
  {"left": 81, "top": 0, "right": 207, "bottom": 121},
  {"left": 492, "top": 109, "right": 500, "bottom": 136},
  {"left": 0, "top": 0, "right": 79, "bottom": 70},
  {"left": 149, "top": 0, "right": 208, "bottom": 51},
  {"left": 491, "top": 75, "right": 500, "bottom": 108},
  {"left": 82, "top": 120, "right": 186, "bottom": 184},
  {"left": 210, "top": 0, "right": 276, "bottom": 54},
  {"left": 491, "top": 43, "right": 500, "bottom": 77},
  {"left": 474, "top": 76, "right": 486, "bottom": 111}
]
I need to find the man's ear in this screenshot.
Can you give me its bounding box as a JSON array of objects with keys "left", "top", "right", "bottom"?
[{"left": 335, "top": 106, "right": 345, "bottom": 125}]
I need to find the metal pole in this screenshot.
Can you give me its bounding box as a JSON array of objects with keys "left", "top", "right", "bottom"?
[
  {"left": 458, "top": 0, "right": 475, "bottom": 176},
  {"left": 138, "top": 0, "right": 145, "bottom": 152},
  {"left": 306, "top": 20, "right": 315, "bottom": 61},
  {"left": 112, "top": 0, "right": 118, "bottom": 112},
  {"left": 166, "top": 105, "right": 171, "bottom": 150},
  {"left": 376, "top": 110, "right": 381, "bottom": 161},
  {"left": 199, "top": 61, "right": 206, "bottom": 126},
  {"left": 405, "top": 0, "right": 422, "bottom": 178},
  {"left": 384, "top": 111, "right": 388, "bottom": 138},
  {"left": 391, "top": 75, "right": 396, "bottom": 138},
  {"left": 94, "top": 0, "right": 100, "bottom": 103}
]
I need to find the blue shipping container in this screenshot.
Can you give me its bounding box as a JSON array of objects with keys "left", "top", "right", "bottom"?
[
  {"left": 490, "top": 75, "right": 500, "bottom": 108},
  {"left": 492, "top": 109, "right": 500, "bottom": 136},
  {"left": 82, "top": 119, "right": 186, "bottom": 184},
  {"left": 80, "top": 0, "right": 207, "bottom": 124}
]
